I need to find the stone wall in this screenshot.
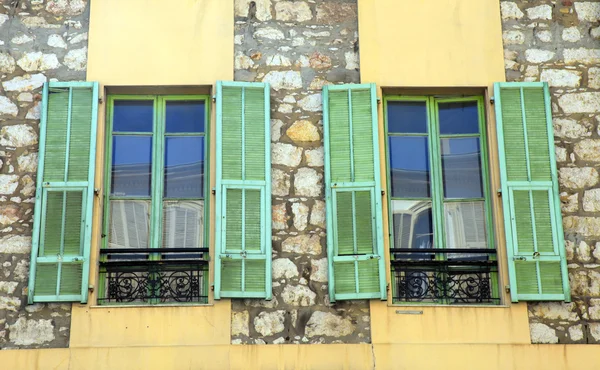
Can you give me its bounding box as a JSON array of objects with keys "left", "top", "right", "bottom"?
[
  {"left": 0, "top": 0, "right": 89, "bottom": 349},
  {"left": 232, "top": 0, "right": 371, "bottom": 344},
  {"left": 501, "top": 0, "right": 600, "bottom": 344}
]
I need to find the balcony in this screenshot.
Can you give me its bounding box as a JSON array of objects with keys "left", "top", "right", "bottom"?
[
  {"left": 391, "top": 248, "right": 499, "bottom": 305},
  {"left": 98, "top": 248, "right": 209, "bottom": 304}
]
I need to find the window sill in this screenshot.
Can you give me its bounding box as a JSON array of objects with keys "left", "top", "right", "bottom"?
[
  {"left": 388, "top": 303, "right": 510, "bottom": 309},
  {"left": 85, "top": 303, "right": 215, "bottom": 309}
]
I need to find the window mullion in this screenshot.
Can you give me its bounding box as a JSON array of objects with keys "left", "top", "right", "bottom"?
[
  {"left": 150, "top": 96, "right": 164, "bottom": 256},
  {"left": 428, "top": 98, "right": 445, "bottom": 253},
  {"left": 428, "top": 97, "right": 447, "bottom": 304}
]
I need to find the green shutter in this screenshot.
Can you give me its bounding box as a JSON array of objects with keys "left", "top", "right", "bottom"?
[
  {"left": 214, "top": 81, "right": 271, "bottom": 299},
  {"left": 28, "top": 82, "right": 99, "bottom": 304},
  {"left": 323, "top": 84, "right": 387, "bottom": 301},
  {"left": 494, "top": 82, "right": 570, "bottom": 302}
]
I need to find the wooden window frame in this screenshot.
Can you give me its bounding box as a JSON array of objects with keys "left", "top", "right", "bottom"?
[
  {"left": 383, "top": 95, "right": 500, "bottom": 305},
  {"left": 98, "top": 94, "right": 210, "bottom": 305}
]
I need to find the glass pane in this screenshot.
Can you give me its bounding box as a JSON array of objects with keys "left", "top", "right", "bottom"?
[
  {"left": 387, "top": 101, "right": 428, "bottom": 134},
  {"left": 166, "top": 100, "right": 205, "bottom": 133},
  {"left": 111, "top": 136, "right": 152, "bottom": 196},
  {"left": 164, "top": 137, "right": 204, "bottom": 198},
  {"left": 438, "top": 101, "right": 479, "bottom": 135},
  {"left": 390, "top": 200, "right": 434, "bottom": 260},
  {"left": 389, "top": 136, "right": 430, "bottom": 198},
  {"left": 108, "top": 200, "right": 150, "bottom": 250},
  {"left": 113, "top": 100, "right": 153, "bottom": 132},
  {"left": 162, "top": 201, "right": 204, "bottom": 252},
  {"left": 441, "top": 138, "right": 483, "bottom": 198},
  {"left": 444, "top": 201, "right": 488, "bottom": 260}
]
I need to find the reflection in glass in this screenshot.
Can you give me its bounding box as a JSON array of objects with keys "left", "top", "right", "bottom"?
[
  {"left": 391, "top": 200, "right": 434, "bottom": 260},
  {"left": 444, "top": 201, "right": 488, "bottom": 260},
  {"left": 166, "top": 101, "right": 205, "bottom": 133},
  {"left": 113, "top": 100, "right": 154, "bottom": 132},
  {"left": 164, "top": 137, "right": 204, "bottom": 198},
  {"left": 111, "top": 136, "right": 152, "bottom": 196},
  {"left": 441, "top": 138, "right": 483, "bottom": 198},
  {"left": 389, "top": 137, "right": 430, "bottom": 198},
  {"left": 387, "top": 101, "right": 428, "bottom": 134},
  {"left": 162, "top": 201, "right": 204, "bottom": 252},
  {"left": 108, "top": 200, "right": 150, "bottom": 251},
  {"left": 438, "top": 101, "right": 479, "bottom": 135}
]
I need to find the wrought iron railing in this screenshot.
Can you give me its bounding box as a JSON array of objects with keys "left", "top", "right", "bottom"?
[
  {"left": 98, "top": 248, "right": 209, "bottom": 304},
  {"left": 390, "top": 248, "right": 499, "bottom": 305}
]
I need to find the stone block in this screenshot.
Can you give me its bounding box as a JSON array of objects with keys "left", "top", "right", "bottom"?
[
  {"left": 282, "top": 234, "right": 322, "bottom": 255},
  {"left": 530, "top": 322, "right": 559, "bottom": 344},
  {"left": 305, "top": 311, "right": 355, "bottom": 337},
  {"left": 254, "top": 310, "right": 286, "bottom": 336},
  {"left": 294, "top": 167, "right": 322, "bottom": 197}
]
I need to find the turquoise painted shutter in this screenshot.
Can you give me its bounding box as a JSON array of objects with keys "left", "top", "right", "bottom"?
[
  {"left": 214, "top": 81, "right": 272, "bottom": 299},
  {"left": 323, "top": 84, "right": 386, "bottom": 301},
  {"left": 494, "top": 82, "right": 570, "bottom": 302},
  {"left": 28, "top": 82, "right": 99, "bottom": 304}
]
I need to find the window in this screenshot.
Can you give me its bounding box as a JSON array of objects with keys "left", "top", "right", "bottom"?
[
  {"left": 385, "top": 96, "right": 499, "bottom": 304},
  {"left": 99, "top": 95, "right": 210, "bottom": 304}
]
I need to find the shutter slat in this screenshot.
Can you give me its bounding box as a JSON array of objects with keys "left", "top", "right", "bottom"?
[
  {"left": 29, "top": 82, "right": 98, "bottom": 304},
  {"left": 323, "top": 84, "right": 386, "bottom": 301},
  {"left": 494, "top": 82, "right": 570, "bottom": 302},
  {"left": 215, "top": 82, "right": 271, "bottom": 299}
]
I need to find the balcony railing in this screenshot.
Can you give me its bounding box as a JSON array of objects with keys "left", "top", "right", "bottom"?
[
  {"left": 98, "top": 248, "right": 209, "bottom": 304},
  {"left": 390, "top": 248, "right": 499, "bottom": 305}
]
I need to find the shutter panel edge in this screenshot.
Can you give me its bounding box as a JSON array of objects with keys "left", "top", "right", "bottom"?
[
  {"left": 323, "top": 83, "right": 387, "bottom": 302},
  {"left": 214, "top": 81, "right": 272, "bottom": 300},
  {"left": 494, "top": 81, "right": 570, "bottom": 303},
  {"left": 28, "top": 81, "right": 99, "bottom": 304}
]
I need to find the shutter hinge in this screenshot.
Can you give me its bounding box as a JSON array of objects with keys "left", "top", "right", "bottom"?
[
  {"left": 94, "top": 188, "right": 100, "bottom": 196},
  {"left": 381, "top": 190, "right": 385, "bottom": 196},
  {"left": 88, "top": 284, "right": 94, "bottom": 293},
  {"left": 101, "top": 233, "right": 106, "bottom": 238},
  {"left": 490, "top": 96, "right": 495, "bottom": 104},
  {"left": 497, "top": 188, "right": 502, "bottom": 197},
  {"left": 98, "top": 96, "right": 103, "bottom": 104},
  {"left": 212, "top": 95, "right": 216, "bottom": 102},
  {"left": 505, "top": 285, "right": 510, "bottom": 293},
  {"left": 377, "top": 97, "right": 382, "bottom": 104},
  {"left": 212, "top": 187, "right": 216, "bottom": 195}
]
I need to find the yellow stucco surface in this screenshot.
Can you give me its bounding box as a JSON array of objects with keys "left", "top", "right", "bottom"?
[
  {"left": 75, "top": 0, "right": 233, "bottom": 351},
  {"left": 358, "top": 0, "right": 528, "bottom": 347},
  {"left": 358, "top": 0, "right": 505, "bottom": 87},
  {"left": 3, "top": 344, "right": 600, "bottom": 370},
  {"left": 87, "top": 0, "right": 233, "bottom": 85}
]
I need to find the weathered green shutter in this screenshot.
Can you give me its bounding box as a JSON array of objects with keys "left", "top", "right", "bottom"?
[
  {"left": 323, "top": 84, "right": 386, "bottom": 301},
  {"left": 214, "top": 81, "right": 271, "bottom": 299},
  {"left": 28, "top": 82, "right": 99, "bottom": 303},
  {"left": 494, "top": 82, "right": 570, "bottom": 302}
]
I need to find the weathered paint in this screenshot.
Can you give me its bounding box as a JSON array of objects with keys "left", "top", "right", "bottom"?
[
  {"left": 357, "top": 0, "right": 528, "bottom": 348},
  {"left": 75, "top": 0, "right": 233, "bottom": 353},
  {"left": 2, "top": 343, "right": 600, "bottom": 370}
]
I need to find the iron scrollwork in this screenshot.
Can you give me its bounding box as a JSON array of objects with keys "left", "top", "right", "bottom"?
[{"left": 98, "top": 248, "right": 208, "bottom": 304}]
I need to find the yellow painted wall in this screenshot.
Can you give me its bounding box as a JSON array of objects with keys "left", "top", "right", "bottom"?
[
  {"left": 87, "top": 0, "right": 233, "bottom": 85},
  {"left": 358, "top": 0, "right": 505, "bottom": 87},
  {"left": 77, "top": 0, "right": 234, "bottom": 350},
  {"left": 2, "top": 344, "right": 600, "bottom": 370},
  {"left": 358, "top": 0, "right": 529, "bottom": 346}
]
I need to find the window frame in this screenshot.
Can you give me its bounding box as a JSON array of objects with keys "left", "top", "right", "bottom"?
[
  {"left": 383, "top": 95, "right": 499, "bottom": 305},
  {"left": 99, "top": 94, "right": 211, "bottom": 305}
]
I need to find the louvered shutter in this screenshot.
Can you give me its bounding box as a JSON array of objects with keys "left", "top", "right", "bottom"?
[
  {"left": 323, "top": 84, "right": 386, "bottom": 301},
  {"left": 494, "top": 82, "right": 570, "bottom": 302},
  {"left": 214, "top": 81, "right": 271, "bottom": 299},
  {"left": 28, "top": 82, "right": 99, "bottom": 303}
]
